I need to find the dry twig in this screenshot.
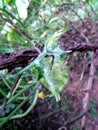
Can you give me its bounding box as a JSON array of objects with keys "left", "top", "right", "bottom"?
[
  {"left": 81, "top": 52, "right": 96, "bottom": 130},
  {"left": 0, "top": 75, "right": 21, "bottom": 115}
]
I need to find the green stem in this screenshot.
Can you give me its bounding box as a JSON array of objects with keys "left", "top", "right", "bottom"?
[
  {"left": 8, "top": 82, "right": 36, "bottom": 103},
  {"left": 0, "top": 97, "right": 29, "bottom": 127},
  {"left": 17, "top": 51, "right": 47, "bottom": 75},
  {"left": 13, "top": 1, "right": 21, "bottom": 21},
  {"left": 0, "top": 87, "right": 37, "bottom": 127},
  {"left": 11, "top": 87, "right": 39, "bottom": 119},
  {"left": 0, "top": 88, "right": 6, "bottom": 97},
  {"left": 3, "top": 77, "right": 11, "bottom": 89},
  {"left": 2, "top": 0, "right": 4, "bottom": 8},
  {"left": 0, "top": 8, "right": 25, "bottom": 27}
]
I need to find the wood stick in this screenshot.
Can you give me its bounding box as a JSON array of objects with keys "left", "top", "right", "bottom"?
[{"left": 81, "top": 52, "right": 95, "bottom": 130}]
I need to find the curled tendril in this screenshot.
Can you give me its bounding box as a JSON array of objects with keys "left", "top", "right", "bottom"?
[
  {"left": 46, "top": 17, "right": 69, "bottom": 50},
  {"left": 48, "top": 17, "right": 69, "bottom": 34}
]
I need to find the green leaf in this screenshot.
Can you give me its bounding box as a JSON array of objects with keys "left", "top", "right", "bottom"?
[
  {"left": 0, "top": 45, "right": 15, "bottom": 53},
  {"left": 77, "top": 9, "right": 87, "bottom": 19},
  {"left": 15, "top": 0, "right": 29, "bottom": 21},
  {"left": 0, "top": 0, "right": 3, "bottom": 8},
  {"left": 50, "top": 0, "right": 62, "bottom": 5},
  {"left": 31, "top": 0, "right": 41, "bottom": 9},
  {"left": 4, "top": 0, "right": 11, "bottom": 4},
  {"left": 52, "top": 60, "right": 69, "bottom": 91},
  {"left": 32, "top": 66, "right": 43, "bottom": 80}
]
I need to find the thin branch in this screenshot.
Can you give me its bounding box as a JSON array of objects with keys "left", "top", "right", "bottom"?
[
  {"left": 0, "top": 13, "right": 32, "bottom": 40},
  {"left": 79, "top": 0, "right": 91, "bottom": 18},
  {"left": 65, "top": 112, "right": 86, "bottom": 127},
  {"left": 0, "top": 8, "right": 25, "bottom": 27},
  {"left": 57, "top": 112, "right": 86, "bottom": 130},
  {"left": 0, "top": 75, "right": 21, "bottom": 115},
  {"left": 81, "top": 51, "right": 95, "bottom": 130}
]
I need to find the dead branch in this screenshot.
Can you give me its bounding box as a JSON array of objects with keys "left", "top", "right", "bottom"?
[
  {"left": 0, "top": 13, "right": 32, "bottom": 41},
  {"left": 0, "top": 43, "right": 98, "bottom": 71},
  {"left": 81, "top": 52, "right": 96, "bottom": 130},
  {"left": 66, "top": 43, "right": 98, "bottom": 52},
  {"left": 0, "top": 49, "right": 39, "bottom": 71},
  {"left": 1, "top": 42, "right": 98, "bottom": 71}
]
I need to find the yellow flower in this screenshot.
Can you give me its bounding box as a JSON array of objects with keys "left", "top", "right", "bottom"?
[
  {"left": 40, "top": 13, "right": 46, "bottom": 19},
  {"left": 38, "top": 91, "right": 45, "bottom": 99},
  {"left": 3, "top": 69, "right": 8, "bottom": 73}
]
